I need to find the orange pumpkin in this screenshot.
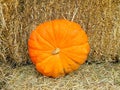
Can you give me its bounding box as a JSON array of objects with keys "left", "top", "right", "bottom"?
[{"left": 28, "top": 19, "right": 90, "bottom": 78}]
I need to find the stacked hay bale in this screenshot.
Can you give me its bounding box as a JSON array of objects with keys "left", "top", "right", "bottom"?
[{"left": 0, "top": 0, "right": 120, "bottom": 66}]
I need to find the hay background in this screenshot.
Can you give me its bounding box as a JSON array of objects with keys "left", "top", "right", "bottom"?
[
  {"left": 0, "top": 0, "right": 120, "bottom": 89},
  {"left": 0, "top": 0, "right": 120, "bottom": 65},
  {"left": 0, "top": 63, "right": 120, "bottom": 90}
]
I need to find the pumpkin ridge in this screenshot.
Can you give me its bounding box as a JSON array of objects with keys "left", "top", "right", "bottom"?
[
  {"left": 60, "top": 53, "right": 80, "bottom": 65},
  {"left": 55, "top": 54, "right": 65, "bottom": 77},
  {"left": 29, "top": 48, "right": 52, "bottom": 52},
  {"left": 36, "top": 57, "right": 55, "bottom": 76},
  {"left": 61, "top": 42, "right": 89, "bottom": 50},
  {"left": 42, "top": 22, "right": 57, "bottom": 47},
  {"left": 60, "top": 54, "right": 72, "bottom": 74},
  {"left": 51, "top": 20, "right": 71, "bottom": 47},
  {"left": 51, "top": 20, "right": 72, "bottom": 48},
  {"left": 59, "top": 53, "right": 80, "bottom": 72},
  {"left": 29, "top": 52, "right": 52, "bottom": 64},
  {"left": 28, "top": 42, "right": 53, "bottom": 50},
  {"left": 28, "top": 50, "right": 51, "bottom": 57},
  {"left": 58, "top": 54, "right": 70, "bottom": 74},
  {"left": 51, "top": 21, "right": 58, "bottom": 47},
  {"left": 61, "top": 51, "right": 88, "bottom": 64},
  {"left": 62, "top": 50, "right": 88, "bottom": 58},
  {"left": 35, "top": 30, "right": 56, "bottom": 48},
  {"left": 36, "top": 55, "right": 54, "bottom": 65}
]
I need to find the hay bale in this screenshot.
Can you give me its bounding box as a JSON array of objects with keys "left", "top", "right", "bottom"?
[
  {"left": 1, "top": 63, "right": 120, "bottom": 89},
  {"left": 0, "top": 0, "right": 120, "bottom": 65}
]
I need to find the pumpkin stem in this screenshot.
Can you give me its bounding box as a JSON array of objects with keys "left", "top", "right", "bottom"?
[{"left": 52, "top": 48, "right": 60, "bottom": 55}]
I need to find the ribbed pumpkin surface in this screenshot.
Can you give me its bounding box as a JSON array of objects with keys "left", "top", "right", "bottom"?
[{"left": 28, "top": 19, "right": 90, "bottom": 78}]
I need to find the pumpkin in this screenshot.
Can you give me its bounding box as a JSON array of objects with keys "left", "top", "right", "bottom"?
[{"left": 28, "top": 19, "right": 90, "bottom": 78}]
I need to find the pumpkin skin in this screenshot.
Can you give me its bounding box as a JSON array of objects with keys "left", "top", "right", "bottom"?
[{"left": 28, "top": 19, "right": 90, "bottom": 78}]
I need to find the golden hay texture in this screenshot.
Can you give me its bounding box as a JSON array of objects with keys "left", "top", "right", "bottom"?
[
  {"left": 0, "top": 62, "right": 120, "bottom": 90},
  {"left": 0, "top": 0, "right": 120, "bottom": 65}
]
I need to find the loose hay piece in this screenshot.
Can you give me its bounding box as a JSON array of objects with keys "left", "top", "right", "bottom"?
[
  {"left": 0, "top": 62, "right": 120, "bottom": 90},
  {"left": 0, "top": 0, "right": 120, "bottom": 65}
]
